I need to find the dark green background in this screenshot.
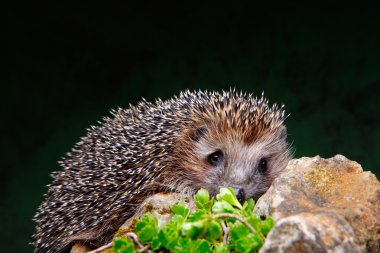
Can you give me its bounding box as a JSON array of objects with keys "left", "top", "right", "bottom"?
[{"left": 2, "top": 2, "right": 380, "bottom": 252}]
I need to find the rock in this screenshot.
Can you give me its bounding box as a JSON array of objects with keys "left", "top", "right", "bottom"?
[
  {"left": 70, "top": 243, "right": 90, "bottom": 253},
  {"left": 256, "top": 155, "right": 380, "bottom": 253}
]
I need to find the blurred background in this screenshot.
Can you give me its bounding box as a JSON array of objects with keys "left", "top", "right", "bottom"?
[{"left": 2, "top": 2, "right": 380, "bottom": 252}]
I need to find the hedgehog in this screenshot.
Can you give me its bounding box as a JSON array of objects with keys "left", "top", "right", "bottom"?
[{"left": 33, "top": 90, "right": 292, "bottom": 253}]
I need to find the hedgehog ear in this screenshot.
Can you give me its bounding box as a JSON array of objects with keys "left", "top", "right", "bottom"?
[
  {"left": 192, "top": 126, "right": 208, "bottom": 142},
  {"left": 279, "top": 126, "right": 287, "bottom": 141}
]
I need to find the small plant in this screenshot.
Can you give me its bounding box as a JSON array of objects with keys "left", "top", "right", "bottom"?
[{"left": 113, "top": 188, "right": 275, "bottom": 253}]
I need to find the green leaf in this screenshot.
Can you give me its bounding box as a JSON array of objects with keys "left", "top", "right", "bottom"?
[
  {"left": 182, "top": 219, "right": 207, "bottom": 238},
  {"left": 171, "top": 213, "right": 186, "bottom": 225},
  {"left": 206, "top": 220, "right": 222, "bottom": 241},
  {"left": 195, "top": 188, "right": 210, "bottom": 207},
  {"left": 246, "top": 214, "right": 262, "bottom": 231},
  {"left": 243, "top": 198, "right": 255, "bottom": 213},
  {"left": 194, "top": 188, "right": 214, "bottom": 211},
  {"left": 173, "top": 237, "right": 188, "bottom": 253},
  {"left": 135, "top": 213, "right": 157, "bottom": 233},
  {"left": 113, "top": 237, "right": 134, "bottom": 253},
  {"left": 171, "top": 201, "right": 190, "bottom": 218},
  {"left": 236, "top": 237, "right": 252, "bottom": 252},
  {"left": 187, "top": 209, "right": 209, "bottom": 222},
  {"left": 249, "top": 233, "right": 264, "bottom": 250},
  {"left": 137, "top": 225, "right": 156, "bottom": 243},
  {"left": 151, "top": 236, "right": 161, "bottom": 250},
  {"left": 261, "top": 217, "right": 275, "bottom": 235},
  {"left": 158, "top": 214, "right": 184, "bottom": 249},
  {"left": 229, "top": 221, "right": 250, "bottom": 241},
  {"left": 158, "top": 230, "right": 168, "bottom": 248},
  {"left": 236, "top": 234, "right": 261, "bottom": 253},
  {"left": 247, "top": 198, "right": 255, "bottom": 210},
  {"left": 158, "top": 228, "right": 179, "bottom": 250},
  {"left": 216, "top": 187, "right": 243, "bottom": 209},
  {"left": 197, "top": 240, "right": 212, "bottom": 253},
  {"left": 134, "top": 213, "right": 158, "bottom": 243},
  {"left": 195, "top": 188, "right": 215, "bottom": 211},
  {"left": 212, "top": 200, "right": 235, "bottom": 214},
  {"left": 213, "top": 242, "right": 229, "bottom": 253}
]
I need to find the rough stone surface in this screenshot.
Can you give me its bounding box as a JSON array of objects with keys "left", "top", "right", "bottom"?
[
  {"left": 256, "top": 155, "right": 380, "bottom": 253},
  {"left": 70, "top": 243, "right": 90, "bottom": 253}
]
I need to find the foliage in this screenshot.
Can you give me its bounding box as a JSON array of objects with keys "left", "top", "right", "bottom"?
[{"left": 113, "top": 188, "right": 275, "bottom": 253}]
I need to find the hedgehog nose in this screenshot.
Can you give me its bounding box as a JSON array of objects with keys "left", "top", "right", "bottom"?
[{"left": 232, "top": 187, "right": 245, "bottom": 204}]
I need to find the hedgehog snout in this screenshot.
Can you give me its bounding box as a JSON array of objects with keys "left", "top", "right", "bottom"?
[{"left": 231, "top": 186, "right": 245, "bottom": 204}]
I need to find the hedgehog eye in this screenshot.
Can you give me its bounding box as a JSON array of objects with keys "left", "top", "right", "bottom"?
[
  {"left": 207, "top": 150, "right": 223, "bottom": 166},
  {"left": 258, "top": 158, "right": 268, "bottom": 173}
]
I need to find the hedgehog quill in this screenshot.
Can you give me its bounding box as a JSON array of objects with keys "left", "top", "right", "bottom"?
[{"left": 33, "top": 90, "right": 292, "bottom": 253}]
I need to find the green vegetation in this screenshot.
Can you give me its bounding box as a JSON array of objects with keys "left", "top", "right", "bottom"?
[{"left": 113, "top": 188, "right": 275, "bottom": 253}]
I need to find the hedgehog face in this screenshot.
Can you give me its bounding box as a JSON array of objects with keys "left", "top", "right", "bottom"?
[
  {"left": 195, "top": 125, "right": 290, "bottom": 201},
  {"left": 173, "top": 123, "right": 291, "bottom": 202}
]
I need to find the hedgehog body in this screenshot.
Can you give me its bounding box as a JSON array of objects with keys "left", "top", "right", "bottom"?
[{"left": 33, "top": 90, "right": 291, "bottom": 253}]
